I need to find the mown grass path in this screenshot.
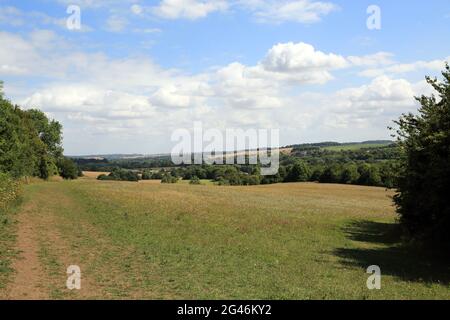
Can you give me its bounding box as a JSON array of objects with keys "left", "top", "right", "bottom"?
[{"left": 1, "top": 178, "right": 449, "bottom": 299}]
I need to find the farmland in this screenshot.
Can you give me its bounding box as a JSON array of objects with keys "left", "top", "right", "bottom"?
[
  {"left": 322, "top": 142, "right": 393, "bottom": 152},
  {"left": 0, "top": 176, "right": 448, "bottom": 300}
]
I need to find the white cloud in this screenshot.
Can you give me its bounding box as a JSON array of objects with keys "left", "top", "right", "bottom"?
[
  {"left": 130, "top": 4, "right": 144, "bottom": 15},
  {"left": 2, "top": 29, "right": 443, "bottom": 153},
  {"left": 246, "top": 0, "right": 338, "bottom": 24},
  {"left": 54, "top": 0, "right": 337, "bottom": 24},
  {"left": 337, "top": 76, "right": 416, "bottom": 109},
  {"left": 0, "top": 5, "right": 92, "bottom": 32},
  {"left": 150, "top": 82, "right": 209, "bottom": 109},
  {"left": 105, "top": 15, "right": 128, "bottom": 32},
  {"left": 263, "top": 42, "right": 347, "bottom": 71},
  {"left": 359, "top": 57, "right": 450, "bottom": 77},
  {"left": 214, "top": 62, "right": 284, "bottom": 109},
  {"left": 152, "top": 0, "right": 228, "bottom": 20},
  {"left": 24, "top": 85, "right": 155, "bottom": 119},
  {"left": 347, "top": 52, "right": 394, "bottom": 67},
  {"left": 55, "top": 0, "right": 132, "bottom": 9},
  {"left": 0, "top": 6, "right": 24, "bottom": 26}
]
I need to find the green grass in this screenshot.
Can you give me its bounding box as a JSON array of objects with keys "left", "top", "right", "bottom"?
[
  {"left": 323, "top": 143, "right": 391, "bottom": 151},
  {"left": 4, "top": 179, "right": 450, "bottom": 299}
]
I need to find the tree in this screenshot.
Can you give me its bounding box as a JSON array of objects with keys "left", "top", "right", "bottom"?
[
  {"left": 57, "top": 157, "right": 79, "bottom": 180},
  {"left": 0, "top": 90, "right": 64, "bottom": 180},
  {"left": 284, "top": 161, "right": 311, "bottom": 182},
  {"left": 357, "top": 164, "right": 381, "bottom": 186},
  {"left": 393, "top": 64, "right": 450, "bottom": 248},
  {"left": 108, "top": 168, "right": 140, "bottom": 181},
  {"left": 26, "top": 109, "right": 63, "bottom": 159},
  {"left": 379, "top": 161, "right": 398, "bottom": 189},
  {"left": 340, "top": 165, "right": 360, "bottom": 184},
  {"left": 319, "top": 166, "right": 340, "bottom": 183},
  {"left": 0, "top": 99, "right": 43, "bottom": 178},
  {"left": 309, "top": 168, "right": 323, "bottom": 182}
]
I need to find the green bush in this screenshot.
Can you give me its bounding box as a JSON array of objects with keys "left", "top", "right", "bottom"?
[
  {"left": 189, "top": 176, "right": 201, "bottom": 185},
  {"left": 0, "top": 173, "right": 21, "bottom": 214},
  {"left": 57, "top": 157, "right": 79, "bottom": 180},
  {"left": 141, "top": 170, "right": 152, "bottom": 180},
  {"left": 151, "top": 171, "right": 164, "bottom": 179},
  {"left": 97, "top": 168, "right": 140, "bottom": 182},
  {"left": 161, "top": 174, "right": 178, "bottom": 184},
  {"left": 241, "top": 175, "right": 261, "bottom": 185}
]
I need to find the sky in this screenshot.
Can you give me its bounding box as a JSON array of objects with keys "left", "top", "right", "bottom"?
[{"left": 0, "top": 0, "right": 449, "bottom": 155}]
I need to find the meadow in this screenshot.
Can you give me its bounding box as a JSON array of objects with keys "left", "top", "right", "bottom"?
[
  {"left": 322, "top": 143, "right": 392, "bottom": 152},
  {"left": 0, "top": 174, "right": 448, "bottom": 299}
]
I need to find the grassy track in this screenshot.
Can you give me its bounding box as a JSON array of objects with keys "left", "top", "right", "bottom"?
[{"left": 1, "top": 178, "right": 449, "bottom": 299}]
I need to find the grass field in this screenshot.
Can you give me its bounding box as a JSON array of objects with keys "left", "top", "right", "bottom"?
[
  {"left": 323, "top": 143, "right": 392, "bottom": 151},
  {"left": 0, "top": 176, "right": 448, "bottom": 299}
]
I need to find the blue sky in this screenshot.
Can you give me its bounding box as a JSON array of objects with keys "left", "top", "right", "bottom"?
[{"left": 1, "top": 0, "right": 449, "bottom": 155}]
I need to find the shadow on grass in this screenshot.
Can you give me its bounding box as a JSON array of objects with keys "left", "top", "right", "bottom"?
[{"left": 334, "top": 220, "right": 450, "bottom": 285}]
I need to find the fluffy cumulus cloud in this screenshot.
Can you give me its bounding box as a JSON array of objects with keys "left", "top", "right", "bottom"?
[
  {"left": 335, "top": 77, "right": 416, "bottom": 112},
  {"left": 260, "top": 42, "right": 347, "bottom": 83},
  {"left": 316, "top": 76, "right": 432, "bottom": 131},
  {"left": 1, "top": 28, "right": 445, "bottom": 154}
]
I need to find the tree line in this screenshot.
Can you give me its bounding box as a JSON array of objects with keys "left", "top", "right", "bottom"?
[{"left": 98, "top": 159, "right": 397, "bottom": 189}]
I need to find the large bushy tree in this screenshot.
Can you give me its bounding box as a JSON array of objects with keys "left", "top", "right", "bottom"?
[
  {"left": 284, "top": 160, "right": 311, "bottom": 182},
  {"left": 0, "top": 83, "right": 68, "bottom": 180},
  {"left": 393, "top": 64, "right": 450, "bottom": 248},
  {"left": 57, "top": 157, "right": 79, "bottom": 180}
]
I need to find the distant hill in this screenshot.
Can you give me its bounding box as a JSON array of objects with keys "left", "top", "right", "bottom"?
[{"left": 69, "top": 140, "right": 394, "bottom": 160}]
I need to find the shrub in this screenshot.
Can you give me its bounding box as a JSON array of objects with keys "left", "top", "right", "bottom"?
[
  {"left": 57, "top": 157, "right": 79, "bottom": 180},
  {"left": 98, "top": 168, "right": 140, "bottom": 182},
  {"left": 189, "top": 176, "right": 201, "bottom": 185},
  {"left": 141, "top": 170, "right": 152, "bottom": 180},
  {"left": 161, "top": 174, "right": 178, "bottom": 184},
  {"left": 241, "top": 175, "right": 261, "bottom": 185},
  {"left": 97, "top": 174, "right": 114, "bottom": 181},
  {"left": 151, "top": 171, "right": 164, "bottom": 179},
  {"left": 0, "top": 173, "right": 21, "bottom": 214}
]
